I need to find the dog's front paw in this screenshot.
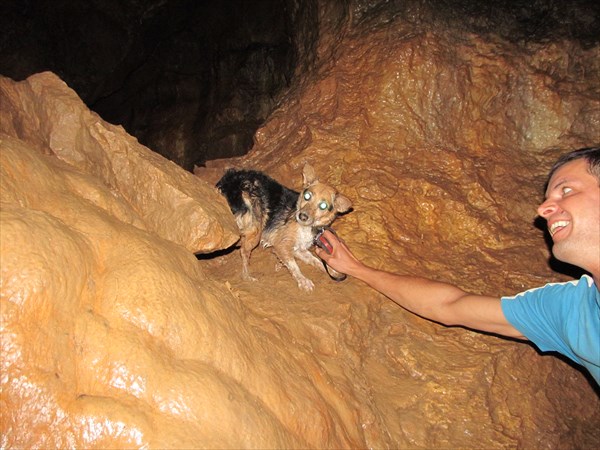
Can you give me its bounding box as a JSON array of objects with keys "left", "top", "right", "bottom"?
[{"left": 297, "top": 277, "right": 315, "bottom": 292}]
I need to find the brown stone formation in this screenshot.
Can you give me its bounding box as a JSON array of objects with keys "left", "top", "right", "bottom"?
[{"left": 2, "top": 5, "right": 600, "bottom": 450}]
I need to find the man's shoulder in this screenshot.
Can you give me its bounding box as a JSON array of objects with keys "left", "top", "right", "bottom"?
[
  {"left": 500, "top": 275, "right": 598, "bottom": 325},
  {"left": 503, "top": 274, "right": 595, "bottom": 302}
]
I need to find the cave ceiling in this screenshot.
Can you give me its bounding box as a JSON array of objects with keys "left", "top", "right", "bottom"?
[{"left": 0, "top": 0, "right": 598, "bottom": 169}]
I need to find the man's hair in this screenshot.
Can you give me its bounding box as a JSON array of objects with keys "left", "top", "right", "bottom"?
[{"left": 547, "top": 147, "right": 600, "bottom": 187}]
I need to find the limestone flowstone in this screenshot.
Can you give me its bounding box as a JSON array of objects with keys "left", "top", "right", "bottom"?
[{"left": 0, "top": 73, "right": 238, "bottom": 254}]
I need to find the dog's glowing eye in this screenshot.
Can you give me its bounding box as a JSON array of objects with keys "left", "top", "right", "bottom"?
[
  {"left": 318, "top": 201, "right": 328, "bottom": 210},
  {"left": 303, "top": 190, "right": 312, "bottom": 200}
]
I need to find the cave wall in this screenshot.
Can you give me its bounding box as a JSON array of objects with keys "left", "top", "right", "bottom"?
[{"left": 2, "top": 57, "right": 599, "bottom": 447}]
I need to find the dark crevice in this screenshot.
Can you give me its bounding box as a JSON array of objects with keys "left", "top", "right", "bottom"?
[{"left": 0, "top": 0, "right": 315, "bottom": 170}]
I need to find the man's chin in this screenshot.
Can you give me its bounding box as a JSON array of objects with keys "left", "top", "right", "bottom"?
[{"left": 551, "top": 242, "right": 592, "bottom": 271}]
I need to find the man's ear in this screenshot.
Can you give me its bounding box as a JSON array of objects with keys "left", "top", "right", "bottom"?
[
  {"left": 334, "top": 194, "right": 352, "bottom": 213},
  {"left": 302, "top": 164, "right": 318, "bottom": 187}
]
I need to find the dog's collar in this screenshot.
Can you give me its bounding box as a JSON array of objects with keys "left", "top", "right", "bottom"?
[
  {"left": 312, "top": 226, "right": 325, "bottom": 237},
  {"left": 312, "top": 224, "right": 339, "bottom": 236}
]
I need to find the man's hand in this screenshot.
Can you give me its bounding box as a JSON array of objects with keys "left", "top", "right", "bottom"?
[{"left": 314, "top": 230, "right": 364, "bottom": 277}]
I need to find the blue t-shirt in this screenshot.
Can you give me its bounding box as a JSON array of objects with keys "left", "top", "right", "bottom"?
[{"left": 501, "top": 275, "right": 600, "bottom": 385}]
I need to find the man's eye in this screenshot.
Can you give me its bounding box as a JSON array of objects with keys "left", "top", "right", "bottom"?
[
  {"left": 318, "top": 201, "right": 328, "bottom": 210},
  {"left": 562, "top": 186, "right": 573, "bottom": 195},
  {"left": 303, "top": 190, "right": 312, "bottom": 200}
]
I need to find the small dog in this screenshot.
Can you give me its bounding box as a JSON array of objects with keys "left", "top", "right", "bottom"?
[{"left": 216, "top": 164, "right": 352, "bottom": 291}]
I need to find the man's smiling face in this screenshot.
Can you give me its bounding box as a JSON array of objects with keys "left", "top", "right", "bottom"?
[{"left": 537, "top": 158, "right": 600, "bottom": 275}]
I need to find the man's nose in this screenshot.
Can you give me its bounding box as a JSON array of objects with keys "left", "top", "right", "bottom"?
[{"left": 537, "top": 198, "right": 557, "bottom": 218}]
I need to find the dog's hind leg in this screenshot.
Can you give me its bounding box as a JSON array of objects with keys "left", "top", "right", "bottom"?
[
  {"left": 235, "top": 191, "right": 265, "bottom": 282},
  {"left": 235, "top": 206, "right": 263, "bottom": 282},
  {"left": 239, "top": 225, "right": 261, "bottom": 282}
]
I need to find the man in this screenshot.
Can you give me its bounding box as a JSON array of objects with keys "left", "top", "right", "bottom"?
[{"left": 316, "top": 147, "right": 600, "bottom": 385}]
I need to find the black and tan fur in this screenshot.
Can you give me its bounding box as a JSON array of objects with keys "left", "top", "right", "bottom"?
[{"left": 216, "top": 164, "right": 352, "bottom": 291}]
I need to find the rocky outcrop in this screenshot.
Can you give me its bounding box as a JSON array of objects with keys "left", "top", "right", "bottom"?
[{"left": 0, "top": 73, "right": 237, "bottom": 254}]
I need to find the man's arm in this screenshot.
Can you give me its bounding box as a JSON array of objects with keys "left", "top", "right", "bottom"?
[{"left": 315, "top": 231, "right": 525, "bottom": 339}]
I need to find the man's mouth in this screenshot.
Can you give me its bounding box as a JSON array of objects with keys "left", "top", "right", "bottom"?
[{"left": 549, "top": 220, "right": 570, "bottom": 237}]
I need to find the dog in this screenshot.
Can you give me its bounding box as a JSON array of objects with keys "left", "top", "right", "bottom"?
[{"left": 216, "top": 164, "right": 352, "bottom": 291}]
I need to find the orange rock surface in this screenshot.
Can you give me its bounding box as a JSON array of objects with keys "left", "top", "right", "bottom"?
[{"left": 2, "top": 12, "right": 599, "bottom": 450}]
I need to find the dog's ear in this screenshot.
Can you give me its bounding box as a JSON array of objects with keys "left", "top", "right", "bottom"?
[
  {"left": 334, "top": 194, "right": 352, "bottom": 213},
  {"left": 302, "top": 164, "right": 318, "bottom": 187}
]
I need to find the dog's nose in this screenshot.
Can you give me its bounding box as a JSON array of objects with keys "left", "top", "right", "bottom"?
[{"left": 298, "top": 212, "right": 308, "bottom": 222}]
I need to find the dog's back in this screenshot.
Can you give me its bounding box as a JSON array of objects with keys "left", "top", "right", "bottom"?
[{"left": 216, "top": 169, "right": 297, "bottom": 232}]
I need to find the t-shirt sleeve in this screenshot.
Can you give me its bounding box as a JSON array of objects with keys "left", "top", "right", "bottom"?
[
  {"left": 502, "top": 277, "right": 600, "bottom": 384},
  {"left": 501, "top": 280, "right": 584, "bottom": 362}
]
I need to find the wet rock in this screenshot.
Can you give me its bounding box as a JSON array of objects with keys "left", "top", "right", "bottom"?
[{"left": 0, "top": 73, "right": 238, "bottom": 254}]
